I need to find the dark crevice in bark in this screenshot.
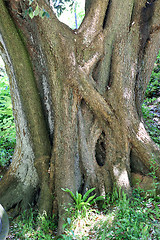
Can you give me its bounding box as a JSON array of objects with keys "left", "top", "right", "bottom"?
[
  {"left": 140, "top": 1, "right": 155, "bottom": 53},
  {"left": 92, "top": 59, "right": 102, "bottom": 83},
  {"left": 102, "top": 0, "right": 112, "bottom": 29},
  {"left": 106, "top": 51, "right": 113, "bottom": 90},
  {"left": 95, "top": 131, "right": 106, "bottom": 167},
  {"left": 79, "top": 174, "right": 85, "bottom": 195},
  {"left": 130, "top": 149, "right": 150, "bottom": 175},
  {"left": 129, "top": 2, "right": 135, "bottom": 32},
  {"left": 134, "top": 71, "right": 141, "bottom": 117}
]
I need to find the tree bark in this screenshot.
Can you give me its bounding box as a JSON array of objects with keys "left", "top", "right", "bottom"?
[{"left": 0, "top": 0, "right": 160, "bottom": 235}]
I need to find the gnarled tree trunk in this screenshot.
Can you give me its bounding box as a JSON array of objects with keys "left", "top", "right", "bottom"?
[{"left": 0, "top": 0, "right": 160, "bottom": 234}]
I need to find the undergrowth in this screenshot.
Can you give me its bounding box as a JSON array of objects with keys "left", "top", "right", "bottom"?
[
  {"left": 93, "top": 190, "right": 160, "bottom": 240},
  {"left": 7, "top": 186, "right": 160, "bottom": 239},
  {"left": 8, "top": 209, "right": 57, "bottom": 239},
  {"left": 0, "top": 64, "right": 16, "bottom": 168},
  {"left": 142, "top": 50, "right": 160, "bottom": 146}
]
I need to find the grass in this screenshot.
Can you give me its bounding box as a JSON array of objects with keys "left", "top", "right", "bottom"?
[
  {"left": 7, "top": 188, "right": 160, "bottom": 239},
  {"left": 7, "top": 209, "right": 57, "bottom": 239},
  {"left": 142, "top": 98, "right": 160, "bottom": 146},
  {"left": 93, "top": 191, "right": 160, "bottom": 240}
]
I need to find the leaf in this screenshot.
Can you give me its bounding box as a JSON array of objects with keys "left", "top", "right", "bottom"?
[
  {"left": 86, "top": 194, "right": 96, "bottom": 203},
  {"left": 82, "top": 188, "right": 95, "bottom": 202},
  {"left": 61, "top": 188, "right": 76, "bottom": 202},
  {"left": 77, "top": 192, "right": 82, "bottom": 206},
  {"left": 78, "top": 202, "right": 89, "bottom": 210},
  {"left": 34, "top": 5, "right": 39, "bottom": 16},
  {"left": 90, "top": 196, "right": 105, "bottom": 204},
  {"left": 67, "top": 217, "right": 71, "bottom": 225},
  {"left": 44, "top": 11, "right": 50, "bottom": 18},
  {"left": 29, "top": 8, "right": 34, "bottom": 19},
  {"left": 42, "top": 10, "right": 50, "bottom": 18}
]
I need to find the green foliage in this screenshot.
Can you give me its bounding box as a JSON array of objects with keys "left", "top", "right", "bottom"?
[
  {"left": 0, "top": 70, "right": 16, "bottom": 167},
  {"left": 57, "top": 0, "right": 85, "bottom": 29},
  {"left": 8, "top": 177, "right": 160, "bottom": 239},
  {"left": 59, "top": 185, "right": 160, "bottom": 239},
  {"left": 148, "top": 157, "right": 160, "bottom": 198},
  {"left": 94, "top": 190, "right": 160, "bottom": 240},
  {"left": 62, "top": 188, "right": 104, "bottom": 216},
  {"left": 26, "top": 0, "right": 76, "bottom": 19},
  {"left": 25, "top": 0, "right": 85, "bottom": 29},
  {"left": 52, "top": 0, "right": 74, "bottom": 16},
  {"left": 9, "top": 209, "right": 56, "bottom": 239},
  {"left": 142, "top": 101, "right": 160, "bottom": 145},
  {"left": 26, "top": 1, "right": 50, "bottom": 19},
  {"left": 94, "top": 161, "right": 160, "bottom": 240},
  {"left": 142, "top": 50, "right": 160, "bottom": 146},
  {"left": 145, "top": 51, "right": 160, "bottom": 98}
]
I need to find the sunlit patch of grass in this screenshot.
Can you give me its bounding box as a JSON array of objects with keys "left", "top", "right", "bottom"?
[
  {"left": 7, "top": 188, "right": 160, "bottom": 239},
  {"left": 71, "top": 209, "right": 108, "bottom": 239},
  {"left": 7, "top": 209, "right": 57, "bottom": 239},
  {"left": 60, "top": 186, "right": 160, "bottom": 240}
]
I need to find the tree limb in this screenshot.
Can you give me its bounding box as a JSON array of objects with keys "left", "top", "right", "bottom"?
[
  {"left": 78, "top": 0, "right": 109, "bottom": 46},
  {"left": 66, "top": 66, "right": 116, "bottom": 125}
]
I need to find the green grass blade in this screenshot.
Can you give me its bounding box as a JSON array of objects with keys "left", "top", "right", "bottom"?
[
  {"left": 86, "top": 194, "right": 96, "bottom": 203},
  {"left": 90, "top": 196, "right": 105, "bottom": 205},
  {"left": 61, "top": 188, "right": 76, "bottom": 202},
  {"left": 77, "top": 193, "right": 82, "bottom": 205},
  {"left": 82, "top": 188, "right": 95, "bottom": 202}
]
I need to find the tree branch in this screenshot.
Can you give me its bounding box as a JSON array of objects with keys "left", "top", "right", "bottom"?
[
  {"left": 104, "top": 0, "right": 134, "bottom": 35},
  {"left": 37, "top": 0, "right": 74, "bottom": 35},
  {"left": 66, "top": 66, "right": 116, "bottom": 125},
  {"left": 78, "top": 0, "right": 109, "bottom": 46}
]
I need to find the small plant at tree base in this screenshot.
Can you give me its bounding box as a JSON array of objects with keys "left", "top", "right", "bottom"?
[{"left": 62, "top": 187, "right": 104, "bottom": 217}]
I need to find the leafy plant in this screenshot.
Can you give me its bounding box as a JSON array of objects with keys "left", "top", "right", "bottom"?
[
  {"left": 62, "top": 187, "right": 104, "bottom": 216},
  {"left": 52, "top": 0, "right": 75, "bottom": 16},
  {"left": 142, "top": 102, "right": 160, "bottom": 145},
  {"left": 147, "top": 157, "right": 160, "bottom": 199},
  {"left": 142, "top": 50, "right": 160, "bottom": 146},
  {"left": 25, "top": 0, "right": 50, "bottom": 19},
  {"left": 94, "top": 188, "right": 160, "bottom": 240},
  {"left": 145, "top": 51, "right": 160, "bottom": 98},
  {"left": 0, "top": 68, "right": 16, "bottom": 167},
  {"left": 7, "top": 183, "right": 160, "bottom": 239}
]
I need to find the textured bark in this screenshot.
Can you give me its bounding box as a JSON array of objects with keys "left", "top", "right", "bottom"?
[{"left": 0, "top": 0, "right": 160, "bottom": 235}]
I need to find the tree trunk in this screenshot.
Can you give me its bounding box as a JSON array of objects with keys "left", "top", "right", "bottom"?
[{"left": 0, "top": 0, "right": 160, "bottom": 234}]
